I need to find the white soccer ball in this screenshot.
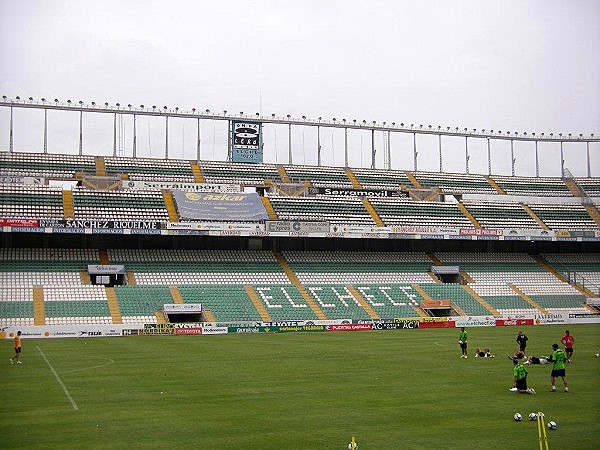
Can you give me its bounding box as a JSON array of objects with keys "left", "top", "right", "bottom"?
[
  {"left": 528, "top": 413, "right": 537, "bottom": 421},
  {"left": 547, "top": 421, "right": 557, "bottom": 430},
  {"left": 514, "top": 413, "right": 522, "bottom": 421}
]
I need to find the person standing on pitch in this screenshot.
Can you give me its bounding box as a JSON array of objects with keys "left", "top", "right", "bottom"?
[
  {"left": 10, "top": 330, "right": 22, "bottom": 364},
  {"left": 547, "top": 343, "right": 568, "bottom": 392},
  {"left": 516, "top": 330, "right": 528, "bottom": 355},
  {"left": 510, "top": 358, "right": 536, "bottom": 394},
  {"left": 561, "top": 330, "right": 574, "bottom": 362},
  {"left": 459, "top": 327, "right": 468, "bottom": 358}
]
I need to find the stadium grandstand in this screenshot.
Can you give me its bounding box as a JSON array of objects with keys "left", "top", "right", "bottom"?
[{"left": 1, "top": 99, "right": 599, "bottom": 330}]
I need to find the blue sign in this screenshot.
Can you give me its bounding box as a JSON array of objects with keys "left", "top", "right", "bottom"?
[{"left": 231, "top": 121, "right": 262, "bottom": 163}]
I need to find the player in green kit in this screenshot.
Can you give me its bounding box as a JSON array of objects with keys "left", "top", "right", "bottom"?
[
  {"left": 547, "top": 343, "right": 569, "bottom": 392},
  {"left": 458, "top": 327, "right": 468, "bottom": 358},
  {"left": 510, "top": 358, "right": 536, "bottom": 394}
]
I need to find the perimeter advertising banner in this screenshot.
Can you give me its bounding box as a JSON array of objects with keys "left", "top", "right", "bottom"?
[{"left": 231, "top": 121, "right": 263, "bottom": 163}]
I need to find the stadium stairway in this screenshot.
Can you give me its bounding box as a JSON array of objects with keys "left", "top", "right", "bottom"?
[
  {"left": 244, "top": 286, "right": 272, "bottom": 321},
  {"left": 457, "top": 203, "right": 480, "bottom": 227},
  {"left": 345, "top": 169, "right": 362, "bottom": 189},
  {"left": 62, "top": 190, "right": 74, "bottom": 220},
  {"left": 126, "top": 272, "right": 137, "bottom": 285},
  {"left": 261, "top": 197, "right": 279, "bottom": 220},
  {"left": 169, "top": 286, "right": 184, "bottom": 304},
  {"left": 95, "top": 156, "right": 106, "bottom": 176},
  {"left": 275, "top": 253, "right": 328, "bottom": 320},
  {"left": 33, "top": 287, "right": 45, "bottom": 325},
  {"left": 99, "top": 250, "right": 109, "bottom": 265},
  {"left": 507, "top": 284, "right": 549, "bottom": 313},
  {"left": 191, "top": 162, "right": 204, "bottom": 183},
  {"left": 361, "top": 198, "right": 384, "bottom": 227},
  {"left": 154, "top": 311, "right": 167, "bottom": 324},
  {"left": 277, "top": 165, "right": 290, "bottom": 183},
  {"left": 80, "top": 270, "right": 91, "bottom": 285},
  {"left": 345, "top": 285, "right": 379, "bottom": 319},
  {"left": 486, "top": 176, "right": 506, "bottom": 194},
  {"left": 461, "top": 285, "right": 499, "bottom": 316},
  {"left": 203, "top": 309, "right": 216, "bottom": 322},
  {"left": 405, "top": 172, "right": 423, "bottom": 189},
  {"left": 520, "top": 204, "right": 550, "bottom": 231},
  {"left": 584, "top": 204, "right": 600, "bottom": 227},
  {"left": 409, "top": 285, "right": 437, "bottom": 317},
  {"left": 105, "top": 287, "right": 123, "bottom": 324},
  {"left": 162, "top": 191, "right": 179, "bottom": 222}
]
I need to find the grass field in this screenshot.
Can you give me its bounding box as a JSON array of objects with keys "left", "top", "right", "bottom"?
[{"left": 1, "top": 324, "right": 599, "bottom": 449}]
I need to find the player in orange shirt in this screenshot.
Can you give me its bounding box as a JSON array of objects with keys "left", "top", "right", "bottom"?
[
  {"left": 10, "top": 331, "right": 23, "bottom": 364},
  {"left": 561, "top": 330, "right": 574, "bottom": 362}
]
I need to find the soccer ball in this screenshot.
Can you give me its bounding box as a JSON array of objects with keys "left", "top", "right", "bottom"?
[
  {"left": 528, "top": 413, "right": 537, "bottom": 421},
  {"left": 514, "top": 413, "right": 522, "bottom": 421},
  {"left": 547, "top": 421, "right": 557, "bottom": 430}
]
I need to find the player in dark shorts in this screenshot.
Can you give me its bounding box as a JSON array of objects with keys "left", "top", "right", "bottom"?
[
  {"left": 511, "top": 358, "right": 535, "bottom": 394},
  {"left": 547, "top": 343, "right": 568, "bottom": 392},
  {"left": 10, "top": 331, "right": 22, "bottom": 364},
  {"left": 516, "top": 330, "right": 528, "bottom": 354},
  {"left": 561, "top": 330, "right": 574, "bottom": 362},
  {"left": 459, "top": 327, "right": 468, "bottom": 358},
  {"left": 524, "top": 355, "right": 549, "bottom": 365}
]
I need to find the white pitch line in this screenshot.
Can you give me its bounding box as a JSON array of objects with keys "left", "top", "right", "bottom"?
[{"left": 36, "top": 346, "right": 79, "bottom": 411}]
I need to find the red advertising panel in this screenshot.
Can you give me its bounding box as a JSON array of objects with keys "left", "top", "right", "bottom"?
[
  {"left": 419, "top": 320, "right": 456, "bottom": 328},
  {"left": 175, "top": 328, "right": 203, "bottom": 335},
  {"left": 0, "top": 218, "right": 39, "bottom": 227},
  {"left": 326, "top": 324, "right": 372, "bottom": 332},
  {"left": 495, "top": 318, "right": 534, "bottom": 326}
]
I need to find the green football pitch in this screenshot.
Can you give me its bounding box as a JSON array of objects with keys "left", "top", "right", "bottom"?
[{"left": 1, "top": 324, "right": 599, "bottom": 449}]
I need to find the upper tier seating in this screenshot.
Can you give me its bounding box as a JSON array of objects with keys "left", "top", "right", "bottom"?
[
  {"left": 412, "top": 171, "right": 497, "bottom": 194},
  {"left": 492, "top": 175, "right": 572, "bottom": 197},
  {"left": 0, "top": 151, "right": 96, "bottom": 178},
  {"left": 199, "top": 160, "right": 280, "bottom": 185},
  {"left": 269, "top": 195, "right": 375, "bottom": 225},
  {"left": 370, "top": 198, "right": 473, "bottom": 228},
  {"left": 0, "top": 184, "right": 64, "bottom": 218},
  {"left": 72, "top": 187, "right": 169, "bottom": 221},
  {"left": 283, "top": 164, "right": 353, "bottom": 187},
  {"left": 526, "top": 202, "right": 598, "bottom": 230},
  {"left": 461, "top": 200, "right": 541, "bottom": 229},
  {"left": 351, "top": 167, "right": 411, "bottom": 190},
  {"left": 575, "top": 177, "right": 600, "bottom": 197},
  {"left": 104, "top": 156, "right": 195, "bottom": 182}
]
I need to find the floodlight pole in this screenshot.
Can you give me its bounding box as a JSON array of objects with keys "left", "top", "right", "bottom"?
[
  {"left": 413, "top": 132, "right": 418, "bottom": 171},
  {"left": 560, "top": 141, "right": 564, "bottom": 177},
  {"left": 344, "top": 127, "right": 348, "bottom": 168},
  {"left": 197, "top": 118, "right": 201, "bottom": 161},
  {"left": 387, "top": 130, "right": 391, "bottom": 171},
  {"left": 43, "top": 108, "right": 48, "bottom": 154},
  {"left": 465, "top": 136, "right": 469, "bottom": 174},
  {"left": 317, "top": 124, "right": 321, "bottom": 166},
  {"left": 132, "top": 114, "right": 137, "bottom": 158},
  {"left": 9, "top": 105, "right": 14, "bottom": 152},
  {"left": 487, "top": 137, "right": 491, "bottom": 175},
  {"left": 78, "top": 110, "right": 83, "bottom": 156},
  {"left": 227, "top": 120, "right": 232, "bottom": 161},
  {"left": 511, "top": 140, "right": 516, "bottom": 176},
  {"left": 371, "top": 129, "right": 376, "bottom": 169},
  {"left": 586, "top": 141, "right": 591, "bottom": 177},
  {"left": 113, "top": 113, "right": 117, "bottom": 157},
  {"left": 534, "top": 141, "right": 539, "bottom": 177},
  {"left": 438, "top": 134, "right": 443, "bottom": 172},
  {"left": 288, "top": 123, "right": 292, "bottom": 165},
  {"left": 165, "top": 116, "right": 169, "bottom": 159}
]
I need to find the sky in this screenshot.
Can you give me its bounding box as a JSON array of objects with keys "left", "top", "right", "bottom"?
[{"left": 0, "top": 0, "right": 599, "bottom": 177}]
